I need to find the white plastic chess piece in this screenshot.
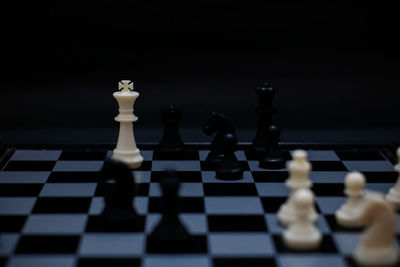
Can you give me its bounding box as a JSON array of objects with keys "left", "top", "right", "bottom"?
[
  {"left": 112, "top": 80, "right": 143, "bottom": 168},
  {"left": 283, "top": 188, "right": 322, "bottom": 250},
  {"left": 278, "top": 150, "right": 317, "bottom": 226},
  {"left": 335, "top": 172, "right": 367, "bottom": 228},
  {"left": 386, "top": 147, "right": 400, "bottom": 209},
  {"left": 353, "top": 191, "right": 398, "bottom": 267}
]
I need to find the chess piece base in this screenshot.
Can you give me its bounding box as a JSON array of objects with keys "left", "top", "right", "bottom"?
[
  {"left": 354, "top": 245, "right": 399, "bottom": 267},
  {"left": 283, "top": 229, "right": 322, "bottom": 250},
  {"left": 335, "top": 208, "right": 366, "bottom": 228},
  {"left": 259, "top": 156, "right": 286, "bottom": 169},
  {"left": 112, "top": 149, "right": 143, "bottom": 169}
]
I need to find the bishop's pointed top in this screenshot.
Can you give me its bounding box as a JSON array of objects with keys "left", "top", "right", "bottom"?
[{"left": 118, "top": 80, "right": 134, "bottom": 92}]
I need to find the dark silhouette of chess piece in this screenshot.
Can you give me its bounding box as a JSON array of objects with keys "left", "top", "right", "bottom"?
[
  {"left": 215, "top": 132, "right": 243, "bottom": 180},
  {"left": 158, "top": 106, "right": 184, "bottom": 152},
  {"left": 203, "top": 112, "right": 237, "bottom": 169},
  {"left": 252, "top": 82, "right": 278, "bottom": 155},
  {"left": 259, "top": 124, "right": 285, "bottom": 169},
  {"left": 100, "top": 158, "right": 138, "bottom": 222},
  {"left": 148, "top": 172, "right": 191, "bottom": 248}
]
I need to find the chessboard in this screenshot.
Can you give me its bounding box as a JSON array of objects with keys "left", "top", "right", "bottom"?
[{"left": 0, "top": 143, "right": 399, "bottom": 267}]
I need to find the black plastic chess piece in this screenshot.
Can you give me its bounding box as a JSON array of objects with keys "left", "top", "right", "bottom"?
[
  {"left": 215, "top": 133, "right": 244, "bottom": 180},
  {"left": 203, "top": 112, "right": 237, "bottom": 168},
  {"left": 252, "top": 82, "right": 278, "bottom": 155},
  {"left": 157, "top": 106, "right": 184, "bottom": 152},
  {"left": 259, "top": 125, "right": 286, "bottom": 169},
  {"left": 148, "top": 172, "right": 191, "bottom": 246},
  {"left": 100, "top": 158, "right": 138, "bottom": 222}
]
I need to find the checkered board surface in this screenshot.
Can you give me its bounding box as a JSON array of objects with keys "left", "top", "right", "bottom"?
[{"left": 0, "top": 144, "right": 399, "bottom": 267}]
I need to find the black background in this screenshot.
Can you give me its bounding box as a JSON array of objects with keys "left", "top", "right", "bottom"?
[{"left": 2, "top": 1, "right": 399, "bottom": 142}]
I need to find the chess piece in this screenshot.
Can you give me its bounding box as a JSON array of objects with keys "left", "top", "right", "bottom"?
[
  {"left": 386, "top": 147, "right": 400, "bottom": 209},
  {"left": 335, "top": 172, "right": 368, "bottom": 228},
  {"left": 215, "top": 132, "right": 243, "bottom": 180},
  {"left": 353, "top": 191, "right": 398, "bottom": 267},
  {"left": 252, "top": 82, "right": 278, "bottom": 154},
  {"left": 203, "top": 112, "right": 237, "bottom": 168},
  {"left": 100, "top": 158, "right": 137, "bottom": 222},
  {"left": 157, "top": 106, "right": 184, "bottom": 153},
  {"left": 259, "top": 124, "right": 285, "bottom": 169},
  {"left": 112, "top": 80, "right": 143, "bottom": 168},
  {"left": 283, "top": 188, "right": 322, "bottom": 250},
  {"left": 278, "top": 150, "right": 317, "bottom": 226},
  {"left": 148, "top": 172, "right": 191, "bottom": 245}
]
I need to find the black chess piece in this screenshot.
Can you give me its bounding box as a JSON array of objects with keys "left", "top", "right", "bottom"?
[
  {"left": 148, "top": 172, "right": 191, "bottom": 247},
  {"left": 252, "top": 82, "right": 278, "bottom": 155},
  {"left": 259, "top": 124, "right": 286, "bottom": 169},
  {"left": 157, "top": 106, "right": 184, "bottom": 153},
  {"left": 100, "top": 158, "right": 138, "bottom": 222},
  {"left": 203, "top": 112, "right": 237, "bottom": 168},
  {"left": 215, "top": 133, "right": 244, "bottom": 180}
]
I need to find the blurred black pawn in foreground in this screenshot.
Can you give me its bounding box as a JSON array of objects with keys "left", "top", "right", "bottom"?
[
  {"left": 252, "top": 82, "right": 278, "bottom": 155},
  {"left": 215, "top": 132, "right": 244, "bottom": 180},
  {"left": 259, "top": 124, "right": 285, "bottom": 169},
  {"left": 147, "top": 172, "right": 192, "bottom": 250},
  {"left": 203, "top": 112, "right": 238, "bottom": 168},
  {"left": 100, "top": 158, "right": 138, "bottom": 223},
  {"left": 157, "top": 106, "right": 184, "bottom": 153}
]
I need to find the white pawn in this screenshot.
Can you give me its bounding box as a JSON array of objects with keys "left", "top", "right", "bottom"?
[
  {"left": 386, "top": 147, "right": 400, "bottom": 209},
  {"left": 354, "top": 191, "right": 398, "bottom": 266},
  {"left": 278, "top": 150, "right": 317, "bottom": 226},
  {"left": 283, "top": 188, "right": 322, "bottom": 250},
  {"left": 335, "top": 172, "right": 368, "bottom": 228}
]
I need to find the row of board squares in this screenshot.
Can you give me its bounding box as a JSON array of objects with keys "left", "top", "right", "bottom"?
[{"left": 2, "top": 148, "right": 396, "bottom": 172}]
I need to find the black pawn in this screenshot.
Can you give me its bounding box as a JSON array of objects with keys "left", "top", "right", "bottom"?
[
  {"left": 158, "top": 106, "right": 184, "bottom": 152},
  {"left": 100, "top": 158, "right": 138, "bottom": 222},
  {"left": 215, "top": 133, "right": 243, "bottom": 180},
  {"left": 148, "top": 172, "right": 190, "bottom": 245},
  {"left": 252, "top": 83, "right": 277, "bottom": 154},
  {"left": 259, "top": 125, "right": 285, "bottom": 169}
]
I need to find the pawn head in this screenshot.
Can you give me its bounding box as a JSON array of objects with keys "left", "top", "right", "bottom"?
[
  {"left": 294, "top": 188, "right": 314, "bottom": 209},
  {"left": 293, "top": 149, "right": 307, "bottom": 162},
  {"left": 345, "top": 172, "right": 366, "bottom": 191},
  {"left": 267, "top": 124, "right": 281, "bottom": 138}
]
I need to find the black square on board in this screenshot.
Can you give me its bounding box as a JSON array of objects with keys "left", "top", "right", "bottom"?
[
  {"left": 213, "top": 258, "right": 277, "bottom": 267},
  {"left": 59, "top": 150, "right": 108, "bottom": 161},
  {"left": 0, "top": 216, "right": 27, "bottom": 232},
  {"left": 313, "top": 183, "right": 345, "bottom": 197},
  {"left": 153, "top": 150, "right": 199, "bottom": 160},
  {"left": 208, "top": 215, "right": 267, "bottom": 232},
  {"left": 272, "top": 234, "right": 338, "bottom": 253},
  {"left": 0, "top": 184, "right": 43, "bottom": 196},
  {"left": 95, "top": 183, "right": 148, "bottom": 197},
  {"left": 335, "top": 150, "right": 385, "bottom": 161},
  {"left": 16, "top": 235, "right": 80, "bottom": 254},
  {"left": 86, "top": 215, "right": 145, "bottom": 232},
  {"left": 252, "top": 171, "right": 288, "bottom": 182},
  {"left": 0, "top": 258, "right": 7, "bottom": 267},
  {"left": 146, "top": 235, "right": 207, "bottom": 253},
  {"left": 4, "top": 161, "right": 56, "bottom": 171},
  {"left": 77, "top": 258, "right": 141, "bottom": 267},
  {"left": 33, "top": 197, "right": 92, "bottom": 213},
  {"left": 150, "top": 171, "right": 202, "bottom": 182},
  {"left": 48, "top": 171, "right": 101, "bottom": 183},
  {"left": 260, "top": 197, "right": 287, "bottom": 213},
  {"left": 148, "top": 197, "right": 204, "bottom": 213},
  {"left": 200, "top": 161, "right": 250, "bottom": 171},
  {"left": 310, "top": 161, "right": 347, "bottom": 171},
  {"left": 203, "top": 183, "right": 258, "bottom": 196},
  {"left": 363, "top": 172, "right": 398, "bottom": 183},
  {"left": 135, "top": 161, "right": 152, "bottom": 171}
]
